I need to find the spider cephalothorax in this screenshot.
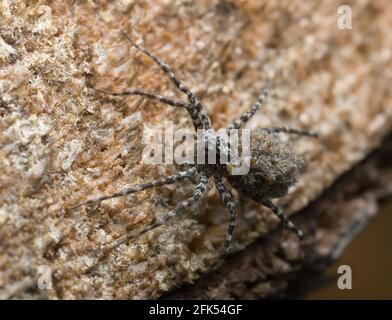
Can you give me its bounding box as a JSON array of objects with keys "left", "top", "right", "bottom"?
[{"left": 71, "top": 32, "right": 317, "bottom": 266}]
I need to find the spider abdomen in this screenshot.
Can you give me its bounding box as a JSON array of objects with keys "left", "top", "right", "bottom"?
[{"left": 227, "top": 129, "right": 304, "bottom": 200}]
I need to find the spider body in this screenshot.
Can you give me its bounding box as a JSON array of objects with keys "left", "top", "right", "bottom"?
[
  {"left": 227, "top": 129, "right": 303, "bottom": 200},
  {"left": 73, "top": 33, "right": 317, "bottom": 265}
]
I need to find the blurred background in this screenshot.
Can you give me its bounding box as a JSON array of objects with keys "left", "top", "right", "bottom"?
[{"left": 304, "top": 199, "right": 392, "bottom": 299}]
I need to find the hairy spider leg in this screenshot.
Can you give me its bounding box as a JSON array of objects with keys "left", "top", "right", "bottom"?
[
  {"left": 228, "top": 89, "right": 268, "bottom": 130},
  {"left": 98, "top": 173, "right": 210, "bottom": 255},
  {"left": 261, "top": 127, "right": 318, "bottom": 138},
  {"left": 261, "top": 199, "right": 304, "bottom": 239},
  {"left": 229, "top": 89, "right": 318, "bottom": 138},
  {"left": 69, "top": 167, "right": 198, "bottom": 211},
  {"left": 214, "top": 177, "right": 238, "bottom": 260},
  {"left": 96, "top": 88, "right": 189, "bottom": 108},
  {"left": 122, "top": 32, "right": 212, "bottom": 130}
]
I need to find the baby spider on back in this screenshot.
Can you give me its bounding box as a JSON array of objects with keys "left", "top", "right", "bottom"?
[{"left": 70, "top": 32, "right": 318, "bottom": 266}]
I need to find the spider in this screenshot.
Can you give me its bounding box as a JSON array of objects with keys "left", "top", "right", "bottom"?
[{"left": 71, "top": 32, "right": 317, "bottom": 265}]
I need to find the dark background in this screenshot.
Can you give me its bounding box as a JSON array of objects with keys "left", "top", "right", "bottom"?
[{"left": 305, "top": 200, "right": 392, "bottom": 299}]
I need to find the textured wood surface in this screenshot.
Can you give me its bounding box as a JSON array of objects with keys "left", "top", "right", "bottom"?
[{"left": 0, "top": 1, "right": 391, "bottom": 299}]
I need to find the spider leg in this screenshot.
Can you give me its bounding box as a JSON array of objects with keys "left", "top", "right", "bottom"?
[
  {"left": 96, "top": 88, "right": 188, "bottom": 108},
  {"left": 214, "top": 177, "right": 238, "bottom": 260},
  {"left": 68, "top": 167, "right": 198, "bottom": 211},
  {"left": 228, "top": 89, "right": 268, "bottom": 130},
  {"left": 100, "top": 173, "right": 210, "bottom": 253},
  {"left": 122, "top": 32, "right": 212, "bottom": 130},
  {"left": 261, "top": 199, "right": 304, "bottom": 239},
  {"left": 262, "top": 127, "right": 318, "bottom": 138}
]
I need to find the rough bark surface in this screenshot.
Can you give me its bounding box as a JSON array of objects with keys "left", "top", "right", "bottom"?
[{"left": 0, "top": 1, "right": 391, "bottom": 299}]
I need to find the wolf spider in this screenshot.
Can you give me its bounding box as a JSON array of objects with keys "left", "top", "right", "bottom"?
[{"left": 71, "top": 32, "right": 317, "bottom": 264}]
